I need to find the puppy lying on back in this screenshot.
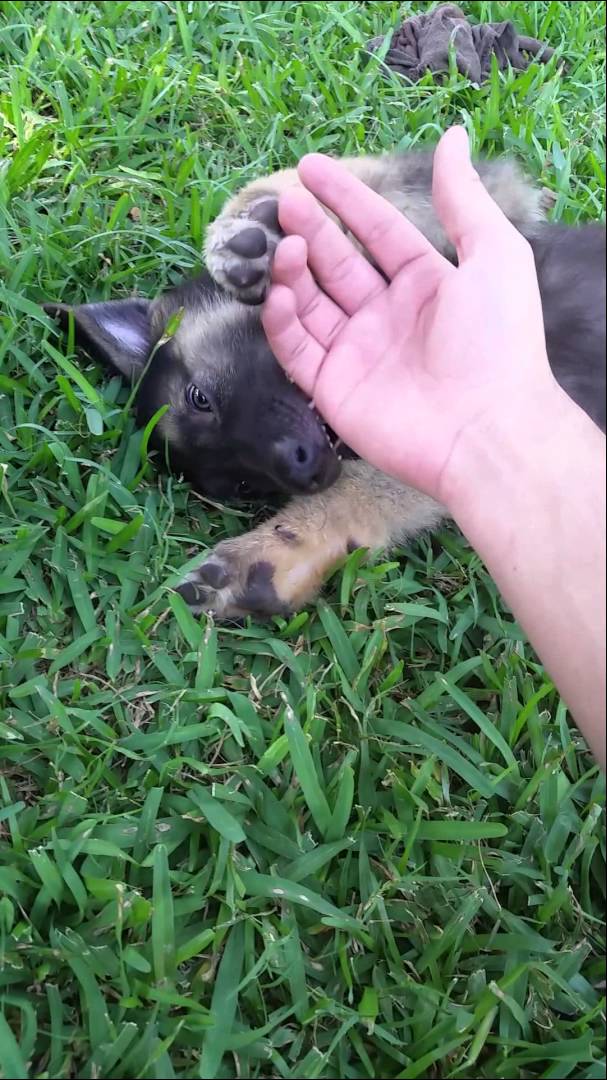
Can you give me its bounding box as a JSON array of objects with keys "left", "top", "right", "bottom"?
[{"left": 46, "top": 149, "right": 606, "bottom": 620}]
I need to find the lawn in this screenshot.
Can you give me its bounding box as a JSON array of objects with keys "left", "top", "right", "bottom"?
[{"left": 0, "top": 1, "right": 605, "bottom": 1077}]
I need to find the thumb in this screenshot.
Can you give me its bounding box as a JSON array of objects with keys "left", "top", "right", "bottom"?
[{"left": 432, "top": 126, "right": 515, "bottom": 259}]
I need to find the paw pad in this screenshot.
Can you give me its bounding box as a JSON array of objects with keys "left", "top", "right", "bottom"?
[
  {"left": 176, "top": 542, "right": 289, "bottom": 620},
  {"left": 225, "top": 226, "right": 268, "bottom": 259},
  {"left": 205, "top": 196, "right": 282, "bottom": 305}
]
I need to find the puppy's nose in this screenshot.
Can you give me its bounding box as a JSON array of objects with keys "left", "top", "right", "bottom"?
[{"left": 273, "top": 437, "right": 339, "bottom": 492}]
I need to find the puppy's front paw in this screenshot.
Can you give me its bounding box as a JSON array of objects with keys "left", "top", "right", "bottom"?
[
  {"left": 205, "top": 197, "right": 281, "bottom": 305},
  {"left": 176, "top": 535, "right": 292, "bottom": 621},
  {"left": 175, "top": 523, "right": 339, "bottom": 621}
]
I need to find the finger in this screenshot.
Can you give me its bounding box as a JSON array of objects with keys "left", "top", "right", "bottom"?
[
  {"left": 278, "top": 187, "right": 387, "bottom": 312},
  {"left": 261, "top": 284, "right": 325, "bottom": 397},
  {"left": 272, "top": 236, "right": 349, "bottom": 349},
  {"left": 296, "top": 154, "right": 444, "bottom": 280},
  {"left": 432, "top": 126, "right": 519, "bottom": 259}
]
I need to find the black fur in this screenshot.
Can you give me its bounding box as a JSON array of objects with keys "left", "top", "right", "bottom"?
[{"left": 528, "top": 224, "right": 606, "bottom": 432}]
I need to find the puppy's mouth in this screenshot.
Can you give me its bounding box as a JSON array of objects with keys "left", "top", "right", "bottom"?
[
  {"left": 231, "top": 408, "right": 349, "bottom": 500},
  {"left": 323, "top": 421, "right": 343, "bottom": 459},
  {"left": 308, "top": 401, "right": 343, "bottom": 460}
]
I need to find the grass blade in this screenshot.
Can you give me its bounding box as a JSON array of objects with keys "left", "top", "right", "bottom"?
[
  {"left": 199, "top": 922, "right": 245, "bottom": 1079},
  {"left": 188, "top": 785, "right": 246, "bottom": 845},
  {"left": 284, "top": 704, "right": 331, "bottom": 836},
  {"left": 152, "top": 844, "right": 175, "bottom": 982}
]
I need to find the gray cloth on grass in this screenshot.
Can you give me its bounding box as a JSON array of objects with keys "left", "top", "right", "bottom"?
[{"left": 366, "top": 3, "right": 556, "bottom": 85}]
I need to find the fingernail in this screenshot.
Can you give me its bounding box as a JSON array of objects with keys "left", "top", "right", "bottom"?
[
  {"left": 297, "top": 153, "right": 331, "bottom": 182},
  {"left": 448, "top": 125, "right": 470, "bottom": 155}
]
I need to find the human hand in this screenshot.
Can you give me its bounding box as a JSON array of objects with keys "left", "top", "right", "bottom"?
[{"left": 262, "top": 127, "right": 558, "bottom": 507}]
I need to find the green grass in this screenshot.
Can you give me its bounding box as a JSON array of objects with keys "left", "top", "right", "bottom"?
[{"left": 0, "top": 1, "right": 605, "bottom": 1077}]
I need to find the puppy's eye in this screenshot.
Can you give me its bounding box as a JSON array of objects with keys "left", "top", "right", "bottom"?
[
  {"left": 236, "top": 480, "right": 252, "bottom": 497},
  {"left": 186, "top": 384, "right": 212, "bottom": 412}
]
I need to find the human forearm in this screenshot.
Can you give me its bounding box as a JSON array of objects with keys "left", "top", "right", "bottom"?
[{"left": 443, "top": 380, "right": 606, "bottom": 767}]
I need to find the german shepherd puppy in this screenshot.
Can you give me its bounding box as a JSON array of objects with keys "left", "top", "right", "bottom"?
[{"left": 45, "top": 150, "right": 606, "bottom": 620}]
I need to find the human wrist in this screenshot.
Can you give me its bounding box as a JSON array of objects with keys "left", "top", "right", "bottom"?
[
  {"left": 438, "top": 372, "right": 605, "bottom": 770},
  {"left": 438, "top": 374, "right": 580, "bottom": 530}
]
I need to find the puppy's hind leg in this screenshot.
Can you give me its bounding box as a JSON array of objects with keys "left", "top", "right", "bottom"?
[{"left": 204, "top": 168, "right": 302, "bottom": 305}]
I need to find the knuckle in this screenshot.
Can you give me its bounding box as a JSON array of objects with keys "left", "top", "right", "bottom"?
[
  {"left": 290, "top": 334, "right": 311, "bottom": 362},
  {"left": 325, "top": 249, "right": 358, "bottom": 285},
  {"left": 299, "top": 291, "right": 324, "bottom": 320},
  {"left": 363, "top": 218, "right": 392, "bottom": 250},
  {"left": 324, "top": 316, "right": 345, "bottom": 345}
]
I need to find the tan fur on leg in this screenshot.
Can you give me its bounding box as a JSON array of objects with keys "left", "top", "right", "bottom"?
[{"left": 178, "top": 462, "right": 445, "bottom": 619}]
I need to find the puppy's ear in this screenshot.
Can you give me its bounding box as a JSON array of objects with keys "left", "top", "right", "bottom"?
[{"left": 43, "top": 298, "right": 152, "bottom": 381}]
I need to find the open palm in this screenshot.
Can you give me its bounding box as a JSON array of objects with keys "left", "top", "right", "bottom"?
[{"left": 262, "top": 128, "right": 551, "bottom": 503}]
